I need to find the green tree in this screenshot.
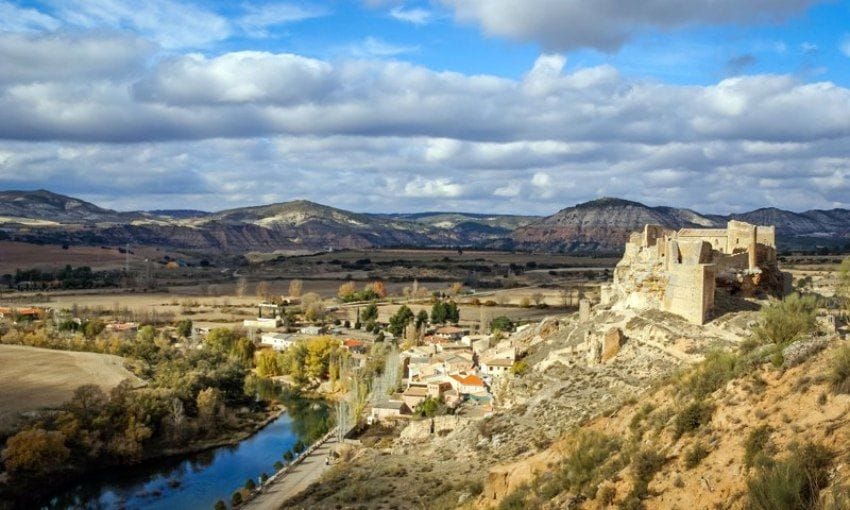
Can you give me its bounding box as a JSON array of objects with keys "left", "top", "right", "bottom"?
[
  {"left": 214, "top": 500, "right": 227, "bottom": 510},
  {"left": 388, "top": 305, "right": 414, "bottom": 336},
  {"left": 490, "top": 316, "right": 514, "bottom": 333},
  {"left": 415, "top": 309, "right": 429, "bottom": 329},
  {"left": 362, "top": 303, "right": 379, "bottom": 323},
  {"left": 431, "top": 302, "right": 448, "bottom": 324}
]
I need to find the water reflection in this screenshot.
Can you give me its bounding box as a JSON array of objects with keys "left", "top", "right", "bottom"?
[{"left": 46, "top": 390, "right": 330, "bottom": 510}]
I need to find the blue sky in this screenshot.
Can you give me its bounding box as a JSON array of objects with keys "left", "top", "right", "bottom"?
[{"left": 1, "top": 0, "right": 850, "bottom": 214}]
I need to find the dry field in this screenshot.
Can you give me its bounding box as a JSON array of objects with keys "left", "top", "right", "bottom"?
[
  {"left": 0, "top": 241, "right": 169, "bottom": 273},
  {"left": 0, "top": 344, "right": 140, "bottom": 432}
]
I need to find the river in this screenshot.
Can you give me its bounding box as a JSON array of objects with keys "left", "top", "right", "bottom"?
[{"left": 45, "top": 397, "right": 330, "bottom": 510}]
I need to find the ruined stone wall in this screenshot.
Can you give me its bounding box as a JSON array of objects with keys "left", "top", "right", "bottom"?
[{"left": 663, "top": 263, "right": 714, "bottom": 324}]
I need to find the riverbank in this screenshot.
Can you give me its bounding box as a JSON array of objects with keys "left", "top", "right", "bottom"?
[
  {"left": 0, "top": 404, "right": 285, "bottom": 508},
  {"left": 241, "top": 428, "right": 339, "bottom": 510}
]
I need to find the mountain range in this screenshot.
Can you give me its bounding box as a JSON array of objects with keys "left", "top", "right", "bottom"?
[{"left": 0, "top": 190, "right": 847, "bottom": 254}]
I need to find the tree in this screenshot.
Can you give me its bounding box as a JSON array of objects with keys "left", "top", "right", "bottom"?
[
  {"left": 338, "top": 281, "right": 357, "bottom": 300},
  {"left": 449, "top": 282, "right": 464, "bottom": 296},
  {"left": 288, "top": 279, "right": 303, "bottom": 298},
  {"left": 415, "top": 309, "right": 429, "bottom": 329},
  {"left": 231, "top": 491, "right": 243, "bottom": 506},
  {"left": 431, "top": 302, "right": 448, "bottom": 324},
  {"left": 214, "top": 501, "right": 227, "bottom": 510},
  {"left": 245, "top": 478, "right": 256, "bottom": 490},
  {"left": 301, "top": 292, "right": 321, "bottom": 307},
  {"left": 490, "top": 316, "right": 514, "bottom": 333},
  {"left": 388, "top": 306, "right": 414, "bottom": 336},
  {"left": 362, "top": 303, "right": 379, "bottom": 323},
  {"left": 3, "top": 428, "right": 70, "bottom": 477},
  {"left": 304, "top": 301, "right": 326, "bottom": 323},
  {"left": 256, "top": 349, "right": 281, "bottom": 377},
  {"left": 197, "top": 387, "right": 224, "bottom": 428},
  {"left": 368, "top": 281, "right": 387, "bottom": 298}
]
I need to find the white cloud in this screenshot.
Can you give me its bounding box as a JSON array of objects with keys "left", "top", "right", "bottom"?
[
  {"left": 2, "top": 35, "right": 850, "bottom": 212},
  {"left": 46, "top": 0, "right": 230, "bottom": 48},
  {"left": 0, "top": 1, "right": 61, "bottom": 32},
  {"left": 133, "top": 51, "right": 334, "bottom": 105},
  {"left": 389, "top": 6, "right": 431, "bottom": 25},
  {"left": 531, "top": 172, "right": 551, "bottom": 187},
  {"left": 403, "top": 176, "right": 466, "bottom": 197},
  {"left": 441, "top": 0, "right": 817, "bottom": 51},
  {"left": 345, "top": 36, "right": 420, "bottom": 58},
  {"left": 238, "top": 3, "right": 328, "bottom": 37}
]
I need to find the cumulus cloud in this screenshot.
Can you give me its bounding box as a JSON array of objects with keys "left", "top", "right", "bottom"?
[
  {"left": 2, "top": 33, "right": 850, "bottom": 212},
  {"left": 441, "top": 0, "right": 817, "bottom": 51},
  {"left": 133, "top": 51, "right": 334, "bottom": 105}
]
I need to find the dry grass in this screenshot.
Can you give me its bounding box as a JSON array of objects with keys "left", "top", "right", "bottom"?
[{"left": 0, "top": 344, "right": 140, "bottom": 432}]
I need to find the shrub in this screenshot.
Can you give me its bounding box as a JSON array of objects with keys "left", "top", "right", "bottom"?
[
  {"left": 510, "top": 360, "right": 529, "bottom": 376},
  {"left": 684, "top": 442, "right": 710, "bottom": 469},
  {"left": 231, "top": 491, "right": 243, "bottom": 506},
  {"left": 750, "top": 293, "right": 817, "bottom": 347},
  {"left": 274, "top": 461, "right": 284, "bottom": 471},
  {"left": 259, "top": 472, "right": 268, "bottom": 483},
  {"left": 744, "top": 425, "right": 773, "bottom": 469},
  {"left": 622, "top": 448, "right": 666, "bottom": 507},
  {"left": 746, "top": 442, "right": 833, "bottom": 510},
  {"left": 244, "top": 478, "right": 256, "bottom": 491},
  {"left": 829, "top": 344, "right": 850, "bottom": 394},
  {"left": 558, "top": 430, "right": 622, "bottom": 499},
  {"left": 213, "top": 500, "right": 227, "bottom": 510},
  {"left": 674, "top": 400, "right": 714, "bottom": 439},
  {"left": 680, "top": 349, "right": 740, "bottom": 399}
]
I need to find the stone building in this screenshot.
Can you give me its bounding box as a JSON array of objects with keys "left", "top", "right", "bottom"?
[{"left": 601, "top": 220, "right": 785, "bottom": 324}]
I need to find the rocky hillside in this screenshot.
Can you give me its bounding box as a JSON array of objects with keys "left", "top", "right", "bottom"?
[
  {"left": 511, "top": 198, "right": 721, "bottom": 252},
  {"left": 0, "top": 189, "right": 136, "bottom": 223},
  {"left": 484, "top": 321, "right": 850, "bottom": 509},
  {"left": 2, "top": 190, "right": 850, "bottom": 254},
  {"left": 513, "top": 198, "right": 850, "bottom": 253}
]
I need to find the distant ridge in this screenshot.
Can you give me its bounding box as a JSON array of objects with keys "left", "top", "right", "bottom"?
[{"left": 0, "top": 190, "right": 848, "bottom": 253}]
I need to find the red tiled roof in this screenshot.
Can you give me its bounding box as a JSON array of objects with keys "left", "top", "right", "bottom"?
[
  {"left": 343, "top": 338, "right": 366, "bottom": 348},
  {"left": 450, "top": 373, "right": 485, "bottom": 387}
]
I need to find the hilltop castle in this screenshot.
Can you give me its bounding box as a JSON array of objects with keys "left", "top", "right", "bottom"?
[{"left": 601, "top": 220, "right": 787, "bottom": 324}]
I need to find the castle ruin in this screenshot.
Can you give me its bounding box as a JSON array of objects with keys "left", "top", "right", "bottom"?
[{"left": 601, "top": 220, "right": 785, "bottom": 324}]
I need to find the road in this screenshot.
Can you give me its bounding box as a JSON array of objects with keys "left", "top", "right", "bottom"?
[{"left": 242, "top": 435, "right": 338, "bottom": 510}]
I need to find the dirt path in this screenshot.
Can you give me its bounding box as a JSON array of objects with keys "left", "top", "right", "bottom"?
[{"left": 242, "top": 436, "right": 338, "bottom": 510}]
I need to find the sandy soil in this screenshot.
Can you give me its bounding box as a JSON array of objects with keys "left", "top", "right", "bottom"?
[{"left": 0, "top": 344, "right": 140, "bottom": 432}]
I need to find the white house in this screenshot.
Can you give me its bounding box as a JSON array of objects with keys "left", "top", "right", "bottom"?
[
  {"left": 260, "top": 332, "right": 296, "bottom": 351},
  {"left": 481, "top": 357, "right": 513, "bottom": 377},
  {"left": 299, "top": 325, "right": 322, "bottom": 335}
]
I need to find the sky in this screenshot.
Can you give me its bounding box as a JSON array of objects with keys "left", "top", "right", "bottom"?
[{"left": 1, "top": 0, "right": 850, "bottom": 215}]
